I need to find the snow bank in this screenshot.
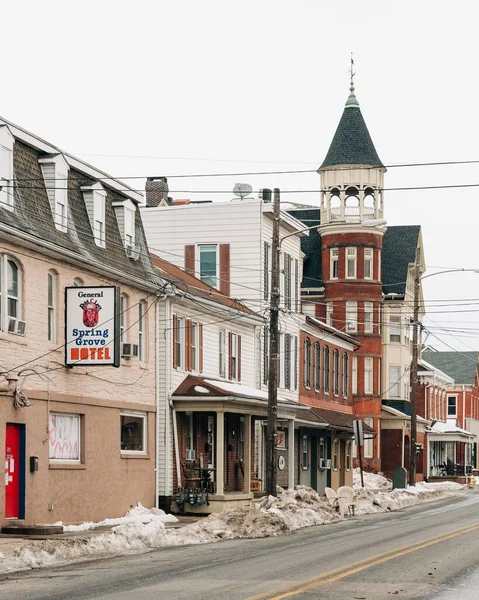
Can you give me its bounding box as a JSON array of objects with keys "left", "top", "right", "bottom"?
[{"left": 0, "top": 482, "right": 467, "bottom": 574}]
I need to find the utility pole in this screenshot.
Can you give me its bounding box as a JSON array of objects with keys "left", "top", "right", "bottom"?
[
  {"left": 266, "top": 188, "right": 280, "bottom": 497},
  {"left": 409, "top": 248, "right": 421, "bottom": 486}
]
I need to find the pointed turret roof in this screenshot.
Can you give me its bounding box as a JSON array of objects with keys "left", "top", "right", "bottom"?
[{"left": 319, "top": 85, "right": 383, "bottom": 170}]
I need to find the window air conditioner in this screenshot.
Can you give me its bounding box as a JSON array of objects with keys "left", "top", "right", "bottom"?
[
  {"left": 125, "top": 243, "right": 140, "bottom": 260},
  {"left": 185, "top": 449, "right": 196, "bottom": 461},
  {"left": 7, "top": 317, "right": 26, "bottom": 336},
  {"left": 121, "top": 342, "right": 139, "bottom": 358},
  {"left": 319, "top": 458, "right": 332, "bottom": 470}
]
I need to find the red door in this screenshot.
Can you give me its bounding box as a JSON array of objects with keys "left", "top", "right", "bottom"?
[{"left": 5, "top": 424, "right": 21, "bottom": 519}]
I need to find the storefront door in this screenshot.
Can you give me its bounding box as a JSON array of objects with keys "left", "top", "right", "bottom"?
[{"left": 5, "top": 424, "right": 23, "bottom": 519}]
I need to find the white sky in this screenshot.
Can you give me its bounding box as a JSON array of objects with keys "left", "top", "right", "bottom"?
[{"left": 4, "top": 0, "right": 479, "bottom": 351}]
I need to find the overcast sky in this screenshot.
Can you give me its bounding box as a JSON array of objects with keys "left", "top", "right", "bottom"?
[{"left": 4, "top": 0, "right": 479, "bottom": 352}]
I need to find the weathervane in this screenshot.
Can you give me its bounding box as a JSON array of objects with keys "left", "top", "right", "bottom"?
[{"left": 349, "top": 52, "right": 355, "bottom": 87}]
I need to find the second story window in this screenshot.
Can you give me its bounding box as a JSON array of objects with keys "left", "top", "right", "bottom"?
[
  {"left": 448, "top": 395, "right": 457, "bottom": 416},
  {"left": 346, "top": 301, "right": 357, "bottom": 333},
  {"left": 304, "top": 338, "right": 311, "bottom": 388},
  {"left": 326, "top": 302, "right": 333, "bottom": 326},
  {"left": 389, "top": 316, "right": 401, "bottom": 343},
  {"left": 219, "top": 329, "right": 226, "bottom": 377},
  {"left": 333, "top": 350, "right": 340, "bottom": 396},
  {"left": 0, "top": 255, "right": 23, "bottom": 333},
  {"left": 364, "top": 302, "right": 373, "bottom": 333},
  {"left": 190, "top": 321, "right": 199, "bottom": 372},
  {"left": 324, "top": 346, "right": 330, "bottom": 393},
  {"left": 343, "top": 353, "right": 349, "bottom": 398},
  {"left": 47, "top": 270, "right": 57, "bottom": 342},
  {"left": 330, "top": 248, "right": 339, "bottom": 279},
  {"left": 346, "top": 247, "right": 357, "bottom": 279},
  {"left": 228, "top": 332, "right": 241, "bottom": 381},
  {"left": 138, "top": 300, "right": 146, "bottom": 362},
  {"left": 284, "top": 333, "right": 291, "bottom": 389},
  {"left": 364, "top": 248, "right": 373, "bottom": 279},
  {"left": 284, "top": 253, "right": 292, "bottom": 310},
  {"left": 264, "top": 242, "right": 270, "bottom": 301},
  {"left": 389, "top": 365, "right": 401, "bottom": 398},
  {"left": 314, "top": 342, "right": 320, "bottom": 391},
  {"left": 352, "top": 356, "right": 358, "bottom": 394},
  {"left": 364, "top": 357, "right": 373, "bottom": 394}
]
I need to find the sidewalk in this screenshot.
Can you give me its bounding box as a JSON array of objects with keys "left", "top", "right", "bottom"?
[{"left": 0, "top": 514, "right": 200, "bottom": 571}]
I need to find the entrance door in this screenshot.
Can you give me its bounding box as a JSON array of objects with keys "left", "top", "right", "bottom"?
[{"left": 5, "top": 424, "right": 22, "bottom": 519}]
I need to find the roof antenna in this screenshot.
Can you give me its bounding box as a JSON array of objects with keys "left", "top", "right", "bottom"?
[
  {"left": 345, "top": 52, "right": 359, "bottom": 108},
  {"left": 349, "top": 52, "right": 355, "bottom": 88}
]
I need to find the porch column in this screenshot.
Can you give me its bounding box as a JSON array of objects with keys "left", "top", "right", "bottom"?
[
  {"left": 288, "top": 419, "right": 295, "bottom": 490},
  {"left": 216, "top": 412, "right": 225, "bottom": 495},
  {"left": 243, "top": 415, "right": 252, "bottom": 493}
]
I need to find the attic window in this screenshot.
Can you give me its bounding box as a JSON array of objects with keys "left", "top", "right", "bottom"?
[
  {"left": 0, "top": 126, "right": 14, "bottom": 212},
  {"left": 38, "top": 154, "right": 69, "bottom": 232},
  {"left": 81, "top": 183, "right": 107, "bottom": 248},
  {"left": 112, "top": 199, "right": 138, "bottom": 258}
]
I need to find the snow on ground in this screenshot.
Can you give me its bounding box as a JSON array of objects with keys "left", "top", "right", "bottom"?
[{"left": 0, "top": 470, "right": 468, "bottom": 574}]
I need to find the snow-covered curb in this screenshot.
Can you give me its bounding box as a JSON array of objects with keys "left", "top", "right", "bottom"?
[{"left": 0, "top": 473, "right": 467, "bottom": 574}]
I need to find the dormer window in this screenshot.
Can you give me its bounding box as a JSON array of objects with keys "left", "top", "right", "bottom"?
[
  {"left": 112, "top": 199, "right": 138, "bottom": 259},
  {"left": 0, "top": 125, "right": 14, "bottom": 212},
  {"left": 81, "top": 183, "right": 107, "bottom": 248},
  {"left": 38, "top": 154, "right": 69, "bottom": 232}
]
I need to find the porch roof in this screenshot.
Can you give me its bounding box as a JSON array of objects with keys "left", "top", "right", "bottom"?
[
  {"left": 428, "top": 418, "right": 476, "bottom": 442},
  {"left": 295, "top": 406, "right": 375, "bottom": 434},
  {"left": 171, "top": 375, "right": 300, "bottom": 417}
]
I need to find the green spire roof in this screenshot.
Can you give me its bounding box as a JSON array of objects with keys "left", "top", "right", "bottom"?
[{"left": 319, "top": 85, "right": 383, "bottom": 170}]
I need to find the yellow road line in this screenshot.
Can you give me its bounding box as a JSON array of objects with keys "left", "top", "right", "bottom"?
[{"left": 247, "top": 522, "right": 479, "bottom": 600}]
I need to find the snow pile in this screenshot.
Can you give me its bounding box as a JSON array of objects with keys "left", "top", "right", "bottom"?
[
  {"left": 354, "top": 468, "right": 392, "bottom": 490},
  {"left": 55, "top": 503, "right": 179, "bottom": 532},
  {"left": 0, "top": 481, "right": 467, "bottom": 574}
]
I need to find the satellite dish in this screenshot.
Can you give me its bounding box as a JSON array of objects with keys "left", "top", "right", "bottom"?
[{"left": 233, "top": 183, "right": 253, "bottom": 199}]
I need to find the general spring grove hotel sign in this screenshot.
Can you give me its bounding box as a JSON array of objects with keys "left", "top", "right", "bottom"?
[{"left": 65, "top": 286, "right": 120, "bottom": 367}]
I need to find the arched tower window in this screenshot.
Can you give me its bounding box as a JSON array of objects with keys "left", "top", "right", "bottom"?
[
  {"left": 329, "top": 188, "right": 341, "bottom": 221},
  {"left": 364, "top": 187, "right": 375, "bottom": 218},
  {"left": 345, "top": 187, "right": 359, "bottom": 222}
]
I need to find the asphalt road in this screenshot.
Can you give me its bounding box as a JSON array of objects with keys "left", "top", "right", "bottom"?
[{"left": 2, "top": 490, "right": 479, "bottom": 600}]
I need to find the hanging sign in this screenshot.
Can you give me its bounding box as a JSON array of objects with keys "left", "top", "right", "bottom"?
[{"left": 65, "top": 286, "right": 120, "bottom": 367}]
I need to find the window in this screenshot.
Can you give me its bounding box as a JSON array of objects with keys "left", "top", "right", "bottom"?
[
  {"left": 219, "top": 329, "right": 226, "bottom": 377},
  {"left": 263, "top": 327, "right": 269, "bottom": 384},
  {"left": 138, "top": 300, "right": 146, "bottom": 362},
  {"left": 293, "top": 336, "right": 298, "bottom": 390},
  {"left": 448, "top": 395, "right": 457, "bottom": 416},
  {"left": 302, "top": 435, "right": 309, "bottom": 470},
  {"left": 39, "top": 155, "right": 69, "bottom": 232},
  {"left": 326, "top": 302, "right": 333, "bottom": 327},
  {"left": 191, "top": 321, "right": 199, "bottom": 371},
  {"left": 49, "top": 413, "right": 81, "bottom": 462},
  {"left": 0, "top": 127, "right": 14, "bottom": 210},
  {"left": 330, "top": 248, "right": 339, "bottom": 279},
  {"left": 314, "top": 342, "right": 321, "bottom": 391},
  {"left": 352, "top": 356, "right": 358, "bottom": 394},
  {"left": 364, "top": 248, "right": 373, "bottom": 279},
  {"left": 346, "top": 301, "right": 357, "bottom": 332},
  {"left": 364, "top": 357, "right": 373, "bottom": 394},
  {"left": 304, "top": 338, "right": 311, "bottom": 388},
  {"left": 333, "top": 350, "right": 340, "bottom": 395},
  {"left": 346, "top": 441, "right": 352, "bottom": 470},
  {"left": 0, "top": 255, "right": 22, "bottom": 331},
  {"left": 346, "top": 247, "right": 357, "bottom": 279},
  {"left": 120, "top": 294, "right": 128, "bottom": 342},
  {"left": 343, "top": 353, "right": 349, "bottom": 398},
  {"left": 294, "top": 258, "right": 299, "bottom": 312},
  {"left": 364, "top": 302, "right": 373, "bottom": 333},
  {"left": 364, "top": 418, "right": 373, "bottom": 458},
  {"left": 389, "top": 316, "right": 401, "bottom": 343},
  {"left": 120, "top": 413, "right": 147, "bottom": 453},
  {"left": 284, "top": 253, "right": 292, "bottom": 310},
  {"left": 264, "top": 242, "right": 270, "bottom": 301},
  {"left": 332, "top": 439, "right": 340, "bottom": 469},
  {"left": 324, "top": 346, "right": 330, "bottom": 393},
  {"left": 199, "top": 245, "right": 218, "bottom": 287},
  {"left": 175, "top": 316, "right": 185, "bottom": 369},
  {"left": 47, "top": 271, "right": 56, "bottom": 342},
  {"left": 73, "top": 277, "right": 83, "bottom": 287},
  {"left": 284, "top": 333, "right": 291, "bottom": 389},
  {"left": 318, "top": 437, "right": 326, "bottom": 463},
  {"left": 389, "top": 365, "right": 401, "bottom": 398},
  {"left": 229, "top": 332, "right": 241, "bottom": 381}
]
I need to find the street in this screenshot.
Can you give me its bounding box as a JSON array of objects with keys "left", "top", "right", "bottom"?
[{"left": 1, "top": 490, "right": 479, "bottom": 599}]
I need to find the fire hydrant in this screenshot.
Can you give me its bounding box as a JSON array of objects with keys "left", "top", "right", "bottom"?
[{"left": 468, "top": 474, "right": 475, "bottom": 488}]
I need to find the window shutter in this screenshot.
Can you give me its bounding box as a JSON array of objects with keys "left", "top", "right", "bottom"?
[
  {"left": 172, "top": 314, "right": 178, "bottom": 368},
  {"left": 185, "top": 245, "right": 195, "bottom": 275},
  {"left": 185, "top": 319, "right": 191, "bottom": 371},
  {"left": 199, "top": 323, "right": 204, "bottom": 373},
  {"left": 228, "top": 331, "right": 232, "bottom": 380},
  {"left": 237, "top": 335, "right": 242, "bottom": 382},
  {"left": 219, "top": 244, "right": 230, "bottom": 296}
]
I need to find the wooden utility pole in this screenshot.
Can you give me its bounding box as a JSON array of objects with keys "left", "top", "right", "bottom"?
[
  {"left": 266, "top": 188, "right": 281, "bottom": 497},
  {"left": 409, "top": 248, "right": 421, "bottom": 486}
]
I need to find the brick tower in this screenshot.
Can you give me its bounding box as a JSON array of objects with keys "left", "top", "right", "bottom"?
[{"left": 317, "top": 81, "right": 386, "bottom": 472}]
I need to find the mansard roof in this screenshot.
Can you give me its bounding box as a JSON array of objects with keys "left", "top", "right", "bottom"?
[
  {"left": 286, "top": 208, "right": 323, "bottom": 292},
  {"left": 382, "top": 225, "right": 421, "bottom": 296},
  {"left": 319, "top": 87, "right": 383, "bottom": 170},
  {"left": 421, "top": 350, "right": 479, "bottom": 386}
]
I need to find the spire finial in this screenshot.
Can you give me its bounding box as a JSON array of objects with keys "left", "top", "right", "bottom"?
[{"left": 345, "top": 53, "right": 359, "bottom": 108}]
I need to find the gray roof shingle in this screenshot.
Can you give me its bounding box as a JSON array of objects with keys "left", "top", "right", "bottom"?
[
  {"left": 421, "top": 351, "right": 479, "bottom": 385},
  {"left": 286, "top": 208, "right": 323, "bottom": 291},
  {"left": 382, "top": 226, "right": 420, "bottom": 296}
]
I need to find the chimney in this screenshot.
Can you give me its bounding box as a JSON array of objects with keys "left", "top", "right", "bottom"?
[
  {"left": 145, "top": 177, "right": 169, "bottom": 207},
  {"left": 260, "top": 188, "right": 272, "bottom": 203}
]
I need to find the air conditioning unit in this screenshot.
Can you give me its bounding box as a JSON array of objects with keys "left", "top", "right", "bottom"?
[
  {"left": 121, "top": 342, "right": 139, "bottom": 358},
  {"left": 319, "top": 458, "right": 332, "bottom": 470},
  {"left": 185, "top": 449, "right": 196, "bottom": 461},
  {"left": 8, "top": 318, "right": 26, "bottom": 336},
  {"left": 125, "top": 243, "right": 140, "bottom": 260}
]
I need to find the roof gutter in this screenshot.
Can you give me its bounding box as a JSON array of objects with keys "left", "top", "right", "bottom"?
[{"left": 0, "top": 223, "right": 160, "bottom": 292}]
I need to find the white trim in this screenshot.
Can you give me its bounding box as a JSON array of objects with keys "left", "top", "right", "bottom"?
[{"left": 120, "top": 411, "right": 147, "bottom": 454}]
